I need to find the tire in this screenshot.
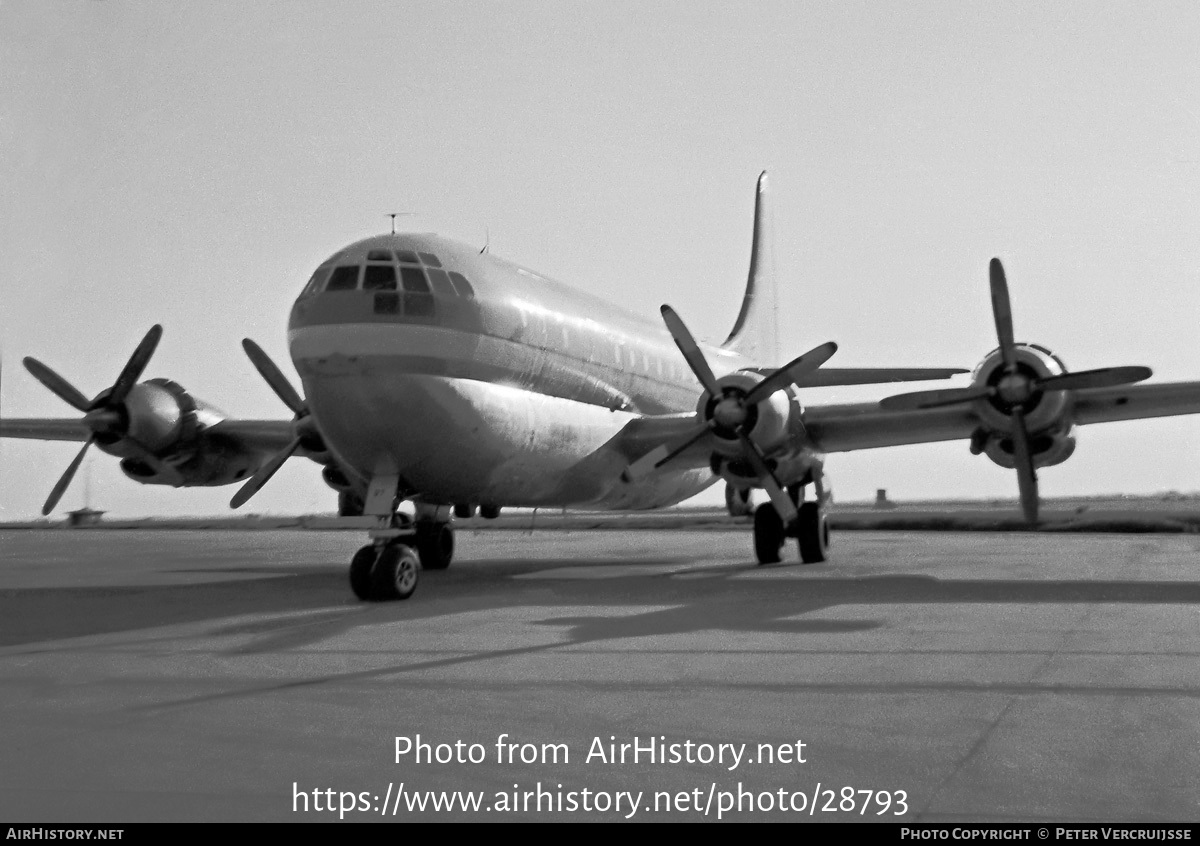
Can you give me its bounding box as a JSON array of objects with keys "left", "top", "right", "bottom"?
[
  {"left": 753, "top": 503, "right": 785, "bottom": 564},
  {"left": 338, "top": 492, "right": 364, "bottom": 517},
  {"left": 797, "top": 502, "right": 830, "bottom": 564},
  {"left": 416, "top": 522, "right": 454, "bottom": 571},
  {"left": 349, "top": 544, "right": 377, "bottom": 600},
  {"left": 371, "top": 544, "right": 421, "bottom": 600},
  {"left": 725, "top": 484, "right": 752, "bottom": 517}
]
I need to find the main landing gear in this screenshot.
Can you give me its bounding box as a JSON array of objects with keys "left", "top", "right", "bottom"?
[{"left": 752, "top": 484, "right": 830, "bottom": 566}]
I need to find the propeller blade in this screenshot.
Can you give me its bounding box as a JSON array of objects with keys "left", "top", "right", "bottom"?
[
  {"left": 1036, "top": 366, "right": 1151, "bottom": 393},
  {"left": 621, "top": 423, "right": 712, "bottom": 483},
  {"left": 744, "top": 342, "right": 839, "bottom": 405},
  {"left": 22, "top": 358, "right": 91, "bottom": 412},
  {"left": 1009, "top": 408, "right": 1039, "bottom": 525},
  {"left": 738, "top": 433, "right": 798, "bottom": 526},
  {"left": 242, "top": 339, "right": 306, "bottom": 416},
  {"left": 879, "top": 385, "right": 995, "bottom": 411},
  {"left": 42, "top": 436, "right": 94, "bottom": 516},
  {"left": 660, "top": 305, "right": 721, "bottom": 397},
  {"left": 989, "top": 258, "right": 1018, "bottom": 371},
  {"left": 109, "top": 325, "right": 163, "bottom": 406},
  {"left": 230, "top": 437, "right": 302, "bottom": 509}
]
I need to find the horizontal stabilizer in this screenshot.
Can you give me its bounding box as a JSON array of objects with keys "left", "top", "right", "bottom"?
[{"left": 791, "top": 367, "right": 968, "bottom": 388}]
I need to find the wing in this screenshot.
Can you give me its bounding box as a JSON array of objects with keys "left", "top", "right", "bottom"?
[
  {"left": 0, "top": 418, "right": 91, "bottom": 441},
  {"left": 805, "top": 381, "right": 1200, "bottom": 453},
  {"left": 0, "top": 417, "right": 297, "bottom": 451}
]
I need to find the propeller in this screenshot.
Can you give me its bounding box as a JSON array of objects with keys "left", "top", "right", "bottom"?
[
  {"left": 230, "top": 339, "right": 314, "bottom": 509},
  {"left": 880, "top": 258, "right": 1152, "bottom": 524},
  {"left": 627, "top": 305, "right": 836, "bottom": 527},
  {"left": 22, "top": 325, "right": 164, "bottom": 515}
]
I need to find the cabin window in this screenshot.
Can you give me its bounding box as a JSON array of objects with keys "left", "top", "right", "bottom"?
[
  {"left": 448, "top": 271, "right": 475, "bottom": 299},
  {"left": 418, "top": 252, "right": 442, "bottom": 267},
  {"left": 425, "top": 268, "right": 456, "bottom": 297},
  {"left": 367, "top": 249, "right": 393, "bottom": 261},
  {"left": 326, "top": 265, "right": 360, "bottom": 291},
  {"left": 401, "top": 266, "right": 435, "bottom": 316},
  {"left": 363, "top": 264, "right": 397, "bottom": 291},
  {"left": 395, "top": 249, "right": 420, "bottom": 264}
]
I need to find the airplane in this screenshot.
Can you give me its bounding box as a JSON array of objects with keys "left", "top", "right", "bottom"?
[{"left": 6, "top": 172, "right": 1200, "bottom": 602}]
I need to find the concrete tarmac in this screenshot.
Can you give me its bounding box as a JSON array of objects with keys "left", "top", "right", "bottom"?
[{"left": 1, "top": 528, "right": 1198, "bottom": 822}]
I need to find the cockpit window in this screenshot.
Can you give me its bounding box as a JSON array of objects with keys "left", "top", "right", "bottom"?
[
  {"left": 448, "top": 272, "right": 475, "bottom": 299},
  {"left": 363, "top": 264, "right": 397, "bottom": 291},
  {"left": 425, "top": 268, "right": 456, "bottom": 297},
  {"left": 400, "top": 266, "right": 435, "bottom": 316},
  {"left": 367, "top": 249, "right": 393, "bottom": 261},
  {"left": 326, "top": 265, "right": 360, "bottom": 291},
  {"left": 395, "top": 250, "right": 420, "bottom": 264},
  {"left": 400, "top": 266, "right": 430, "bottom": 293},
  {"left": 301, "top": 267, "right": 332, "bottom": 297},
  {"left": 418, "top": 252, "right": 442, "bottom": 268}
]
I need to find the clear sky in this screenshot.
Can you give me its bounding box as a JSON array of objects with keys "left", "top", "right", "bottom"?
[{"left": 2, "top": 1, "right": 1200, "bottom": 518}]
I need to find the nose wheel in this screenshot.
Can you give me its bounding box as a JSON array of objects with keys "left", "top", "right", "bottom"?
[{"left": 349, "top": 541, "right": 421, "bottom": 601}]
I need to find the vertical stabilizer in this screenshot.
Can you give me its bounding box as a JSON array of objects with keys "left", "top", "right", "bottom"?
[{"left": 722, "top": 171, "right": 780, "bottom": 365}]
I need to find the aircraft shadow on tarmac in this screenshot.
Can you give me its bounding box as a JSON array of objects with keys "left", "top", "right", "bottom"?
[{"left": 6, "top": 555, "right": 1200, "bottom": 665}]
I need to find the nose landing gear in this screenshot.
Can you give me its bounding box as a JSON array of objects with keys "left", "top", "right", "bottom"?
[{"left": 349, "top": 538, "right": 421, "bottom": 601}]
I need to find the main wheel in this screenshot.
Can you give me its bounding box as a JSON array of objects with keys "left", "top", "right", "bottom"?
[
  {"left": 797, "top": 502, "right": 830, "bottom": 564},
  {"left": 725, "top": 484, "right": 752, "bottom": 517},
  {"left": 371, "top": 543, "right": 421, "bottom": 600},
  {"left": 416, "top": 522, "right": 454, "bottom": 570},
  {"left": 753, "top": 503, "right": 785, "bottom": 564},
  {"left": 338, "top": 491, "right": 364, "bottom": 517},
  {"left": 349, "top": 544, "right": 377, "bottom": 600}
]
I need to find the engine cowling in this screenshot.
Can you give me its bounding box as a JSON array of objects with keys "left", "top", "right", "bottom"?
[
  {"left": 700, "top": 369, "right": 799, "bottom": 457},
  {"left": 964, "top": 344, "right": 1080, "bottom": 471},
  {"left": 979, "top": 424, "right": 1077, "bottom": 470},
  {"left": 968, "top": 344, "right": 1072, "bottom": 434},
  {"left": 91, "top": 378, "right": 259, "bottom": 487}
]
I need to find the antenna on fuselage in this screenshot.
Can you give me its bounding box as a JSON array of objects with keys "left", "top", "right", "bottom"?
[
  {"left": 480, "top": 226, "right": 490, "bottom": 254},
  {"left": 387, "top": 212, "right": 416, "bottom": 235}
]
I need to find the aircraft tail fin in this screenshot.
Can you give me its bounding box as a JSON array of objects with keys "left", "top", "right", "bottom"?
[{"left": 722, "top": 171, "right": 780, "bottom": 365}]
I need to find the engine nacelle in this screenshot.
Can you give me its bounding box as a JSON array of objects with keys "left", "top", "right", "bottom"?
[
  {"left": 699, "top": 369, "right": 800, "bottom": 457},
  {"left": 968, "top": 344, "right": 1072, "bottom": 434},
  {"left": 94, "top": 378, "right": 201, "bottom": 460},
  {"left": 980, "top": 425, "right": 1077, "bottom": 470},
  {"left": 88, "top": 378, "right": 261, "bottom": 487},
  {"left": 118, "top": 430, "right": 262, "bottom": 487}
]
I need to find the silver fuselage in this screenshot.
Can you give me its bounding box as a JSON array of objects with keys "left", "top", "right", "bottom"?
[{"left": 288, "top": 233, "right": 757, "bottom": 508}]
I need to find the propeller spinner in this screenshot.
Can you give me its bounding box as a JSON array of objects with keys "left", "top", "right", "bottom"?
[
  {"left": 627, "top": 305, "right": 836, "bottom": 527},
  {"left": 22, "top": 325, "right": 164, "bottom": 516},
  {"left": 880, "top": 258, "right": 1151, "bottom": 524}
]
